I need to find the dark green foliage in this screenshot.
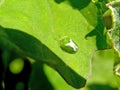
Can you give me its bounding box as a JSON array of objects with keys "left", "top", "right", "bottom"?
[
  {"left": 0, "top": 49, "right": 4, "bottom": 90},
  {"left": 4, "top": 59, "right": 31, "bottom": 90}
]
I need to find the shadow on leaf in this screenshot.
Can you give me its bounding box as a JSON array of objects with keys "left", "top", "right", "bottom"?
[
  {"left": 55, "top": 0, "right": 98, "bottom": 28},
  {"left": 54, "top": 0, "right": 65, "bottom": 4},
  {"left": 54, "top": 0, "right": 91, "bottom": 10},
  {"left": 87, "top": 84, "right": 118, "bottom": 90},
  {"left": 0, "top": 26, "right": 86, "bottom": 89}
]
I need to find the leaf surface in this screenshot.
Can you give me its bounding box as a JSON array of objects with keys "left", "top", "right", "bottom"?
[{"left": 0, "top": 0, "right": 107, "bottom": 88}]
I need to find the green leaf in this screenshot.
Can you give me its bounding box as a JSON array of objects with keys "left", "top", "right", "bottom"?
[
  {"left": 0, "top": 0, "right": 108, "bottom": 89},
  {"left": 0, "top": 27, "right": 86, "bottom": 88}
]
